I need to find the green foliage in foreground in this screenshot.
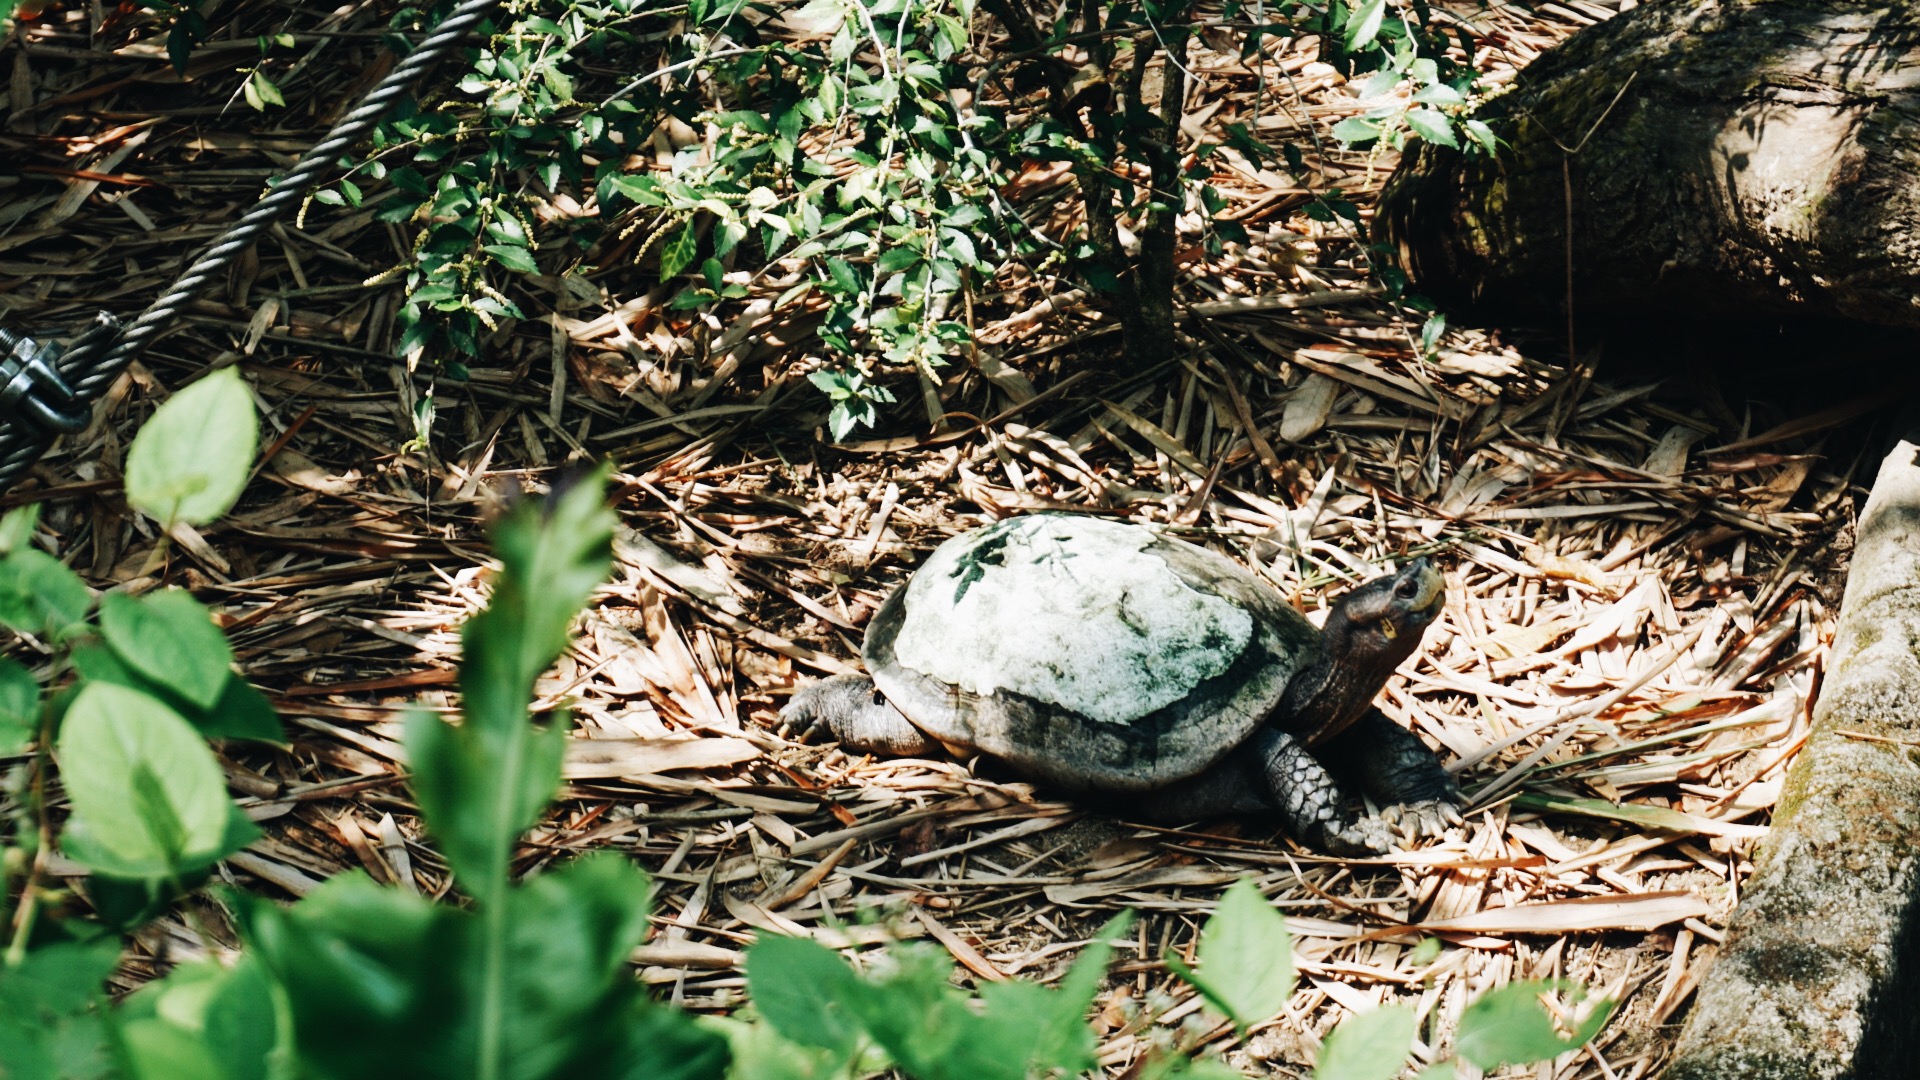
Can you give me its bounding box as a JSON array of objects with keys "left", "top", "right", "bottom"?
[{"left": 0, "top": 387, "right": 1613, "bottom": 1078}]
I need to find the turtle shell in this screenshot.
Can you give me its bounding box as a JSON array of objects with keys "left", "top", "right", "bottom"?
[{"left": 863, "top": 514, "right": 1319, "bottom": 793}]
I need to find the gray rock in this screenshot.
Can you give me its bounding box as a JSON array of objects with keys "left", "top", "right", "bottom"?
[{"left": 1668, "top": 435, "right": 1920, "bottom": 1079}]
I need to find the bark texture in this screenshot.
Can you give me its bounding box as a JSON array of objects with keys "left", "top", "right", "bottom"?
[
  {"left": 1666, "top": 429, "right": 1920, "bottom": 1080},
  {"left": 1376, "top": 0, "right": 1920, "bottom": 328}
]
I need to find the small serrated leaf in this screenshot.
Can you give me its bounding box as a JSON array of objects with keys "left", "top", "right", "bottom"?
[
  {"left": 659, "top": 221, "right": 699, "bottom": 280},
  {"left": 1464, "top": 119, "right": 1500, "bottom": 154},
  {"left": 1332, "top": 116, "right": 1384, "bottom": 145},
  {"left": 1404, "top": 108, "right": 1460, "bottom": 148},
  {"left": 1343, "top": 0, "right": 1387, "bottom": 53},
  {"left": 485, "top": 243, "right": 538, "bottom": 273},
  {"left": 1413, "top": 83, "right": 1466, "bottom": 106}
]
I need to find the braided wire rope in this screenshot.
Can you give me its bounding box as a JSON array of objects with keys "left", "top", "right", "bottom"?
[{"left": 0, "top": 0, "right": 503, "bottom": 496}]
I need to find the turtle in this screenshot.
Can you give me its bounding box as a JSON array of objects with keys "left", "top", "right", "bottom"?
[{"left": 782, "top": 513, "right": 1462, "bottom": 854}]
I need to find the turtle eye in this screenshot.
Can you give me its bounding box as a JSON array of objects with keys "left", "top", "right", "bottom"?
[{"left": 1395, "top": 578, "right": 1420, "bottom": 600}]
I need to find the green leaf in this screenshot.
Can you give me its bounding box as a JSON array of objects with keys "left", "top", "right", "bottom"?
[
  {"left": 1316, "top": 1005, "right": 1416, "bottom": 1080},
  {"left": 246, "top": 72, "right": 285, "bottom": 110},
  {"left": 1055, "top": 912, "right": 1132, "bottom": 1015},
  {"left": 823, "top": 918, "right": 1126, "bottom": 1080},
  {"left": 1404, "top": 108, "right": 1459, "bottom": 148},
  {"left": 57, "top": 682, "right": 244, "bottom": 877},
  {"left": 1455, "top": 980, "right": 1615, "bottom": 1070},
  {"left": 242, "top": 859, "right": 728, "bottom": 1080},
  {"left": 1510, "top": 792, "right": 1712, "bottom": 833},
  {"left": 198, "top": 677, "right": 284, "bottom": 744},
  {"left": 492, "top": 855, "right": 701, "bottom": 1078},
  {"left": 1331, "top": 116, "right": 1383, "bottom": 145},
  {"left": 70, "top": 643, "right": 282, "bottom": 745},
  {"left": 712, "top": 220, "right": 747, "bottom": 260},
  {"left": 746, "top": 937, "right": 864, "bottom": 1057},
  {"left": 87, "top": 868, "right": 213, "bottom": 933},
  {"left": 0, "top": 939, "right": 120, "bottom": 1019},
  {"left": 0, "top": 939, "right": 120, "bottom": 1080},
  {"left": 1169, "top": 878, "right": 1295, "bottom": 1032},
  {"left": 806, "top": 369, "right": 851, "bottom": 399},
  {"left": 0, "top": 548, "right": 92, "bottom": 640},
  {"left": 166, "top": 15, "right": 200, "bottom": 74},
  {"left": 711, "top": 1018, "right": 853, "bottom": 1080},
  {"left": 964, "top": 978, "right": 1098, "bottom": 1079},
  {"left": 406, "top": 707, "right": 566, "bottom": 908},
  {"left": 1463, "top": 119, "right": 1500, "bottom": 154},
  {"left": 1413, "top": 83, "right": 1467, "bottom": 106},
  {"left": 0, "top": 656, "right": 39, "bottom": 753},
  {"left": 824, "top": 258, "right": 862, "bottom": 296},
  {"left": 238, "top": 876, "right": 457, "bottom": 1071},
  {"left": 659, "top": 221, "right": 699, "bottom": 280},
  {"left": 192, "top": 956, "right": 283, "bottom": 1080},
  {"left": 0, "top": 504, "right": 40, "bottom": 554},
  {"left": 834, "top": 947, "right": 975, "bottom": 1080},
  {"left": 117, "top": 1019, "right": 228, "bottom": 1080},
  {"left": 1420, "top": 313, "right": 1447, "bottom": 357},
  {"left": 826, "top": 401, "right": 862, "bottom": 441},
  {"left": 407, "top": 466, "right": 613, "bottom": 905},
  {"left": 125, "top": 366, "right": 259, "bottom": 528},
  {"left": 621, "top": 1002, "right": 733, "bottom": 1080},
  {"left": 1343, "top": 0, "right": 1387, "bottom": 52},
  {"left": 99, "top": 591, "right": 234, "bottom": 711},
  {"left": 874, "top": 245, "right": 921, "bottom": 274},
  {"left": 485, "top": 244, "right": 538, "bottom": 273},
  {"left": 1408, "top": 937, "right": 1444, "bottom": 966}
]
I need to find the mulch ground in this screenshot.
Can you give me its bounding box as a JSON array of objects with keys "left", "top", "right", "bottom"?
[{"left": 0, "top": 0, "right": 1872, "bottom": 1075}]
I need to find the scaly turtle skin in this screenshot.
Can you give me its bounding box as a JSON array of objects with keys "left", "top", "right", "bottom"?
[{"left": 782, "top": 514, "right": 1460, "bottom": 854}]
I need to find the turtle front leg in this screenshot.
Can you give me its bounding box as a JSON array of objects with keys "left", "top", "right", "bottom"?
[
  {"left": 1139, "top": 728, "right": 1392, "bottom": 856},
  {"left": 782, "top": 674, "right": 941, "bottom": 757},
  {"left": 1245, "top": 728, "right": 1395, "bottom": 856},
  {"left": 1319, "top": 708, "right": 1463, "bottom": 839}
]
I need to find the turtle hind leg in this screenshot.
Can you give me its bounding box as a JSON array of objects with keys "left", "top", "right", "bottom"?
[
  {"left": 1320, "top": 708, "right": 1463, "bottom": 840},
  {"left": 1138, "top": 729, "right": 1391, "bottom": 856},
  {"left": 782, "top": 674, "right": 941, "bottom": 757}
]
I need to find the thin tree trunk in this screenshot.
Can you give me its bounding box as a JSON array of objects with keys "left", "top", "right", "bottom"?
[{"left": 1124, "top": 27, "right": 1188, "bottom": 370}]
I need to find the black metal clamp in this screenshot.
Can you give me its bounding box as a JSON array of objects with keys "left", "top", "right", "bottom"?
[
  {"left": 0, "top": 0, "right": 504, "bottom": 496},
  {"left": 0, "top": 313, "right": 118, "bottom": 435}
]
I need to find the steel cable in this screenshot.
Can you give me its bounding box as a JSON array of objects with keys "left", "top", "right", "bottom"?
[{"left": 0, "top": 0, "right": 502, "bottom": 495}]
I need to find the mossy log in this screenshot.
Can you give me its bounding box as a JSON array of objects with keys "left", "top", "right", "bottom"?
[{"left": 1377, "top": 0, "right": 1920, "bottom": 328}]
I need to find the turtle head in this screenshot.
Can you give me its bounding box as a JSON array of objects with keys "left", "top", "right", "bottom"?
[
  {"left": 1280, "top": 558, "right": 1445, "bottom": 744},
  {"left": 1328, "top": 556, "right": 1445, "bottom": 657}
]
